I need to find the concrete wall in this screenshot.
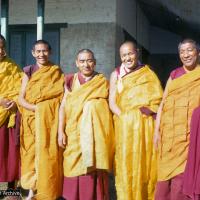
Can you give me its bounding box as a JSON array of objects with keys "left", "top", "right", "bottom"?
[
  {"left": 116, "top": 0, "right": 150, "bottom": 50},
  {"left": 7, "top": 0, "right": 118, "bottom": 77},
  {"left": 148, "top": 26, "right": 182, "bottom": 85},
  {"left": 60, "top": 23, "right": 116, "bottom": 78},
  {"left": 115, "top": 25, "right": 125, "bottom": 66},
  {"left": 9, "top": 0, "right": 116, "bottom": 24},
  {"left": 7, "top": 0, "right": 151, "bottom": 76},
  {"left": 9, "top": 0, "right": 37, "bottom": 24}
]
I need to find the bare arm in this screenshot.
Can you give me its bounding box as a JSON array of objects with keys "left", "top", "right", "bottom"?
[
  {"left": 18, "top": 74, "right": 36, "bottom": 111},
  {"left": 109, "top": 71, "right": 121, "bottom": 116},
  {"left": 58, "top": 86, "right": 68, "bottom": 148},
  {"left": 154, "top": 77, "right": 171, "bottom": 148}
]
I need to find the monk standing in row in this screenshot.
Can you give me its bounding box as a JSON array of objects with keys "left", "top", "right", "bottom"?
[
  {"left": 0, "top": 34, "right": 22, "bottom": 190},
  {"left": 154, "top": 39, "right": 200, "bottom": 200},
  {"left": 58, "top": 49, "right": 114, "bottom": 200},
  {"left": 109, "top": 41, "right": 163, "bottom": 200},
  {"left": 18, "top": 40, "right": 64, "bottom": 200}
]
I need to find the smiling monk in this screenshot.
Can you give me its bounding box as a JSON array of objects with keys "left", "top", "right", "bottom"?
[
  {"left": 154, "top": 39, "right": 200, "bottom": 200},
  {"left": 19, "top": 40, "right": 64, "bottom": 200},
  {"left": 58, "top": 49, "right": 114, "bottom": 200},
  {"left": 109, "top": 41, "right": 163, "bottom": 200}
]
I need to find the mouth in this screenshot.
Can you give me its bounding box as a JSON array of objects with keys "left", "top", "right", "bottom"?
[
  {"left": 183, "top": 59, "right": 192, "bottom": 63},
  {"left": 124, "top": 61, "right": 134, "bottom": 66},
  {"left": 38, "top": 58, "right": 46, "bottom": 61},
  {"left": 83, "top": 68, "right": 91, "bottom": 71}
]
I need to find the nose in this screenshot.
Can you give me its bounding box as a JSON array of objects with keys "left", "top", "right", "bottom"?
[
  {"left": 183, "top": 51, "right": 190, "bottom": 58},
  {"left": 82, "top": 61, "right": 89, "bottom": 67},
  {"left": 40, "top": 51, "right": 44, "bottom": 56},
  {"left": 125, "top": 54, "right": 131, "bottom": 61},
  {"left": 38, "top": 50, "right": 46, "bottom": 56}
]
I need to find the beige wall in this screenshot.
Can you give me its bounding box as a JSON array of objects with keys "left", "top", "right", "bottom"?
[
  {"left": 7, "top": 0, "right": 153, "bottom": 77},
  {"left": 9, "top": 0, "right": 116, "bottom": 24},
  {"left": 60, "top": 23, "right": 116, "bottom": 78},
  {"left": 9, "top": 0, "right": 37, "bottom": 24}
]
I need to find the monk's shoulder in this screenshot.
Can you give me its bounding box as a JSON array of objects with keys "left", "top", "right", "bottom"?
[
  {"left": 144, "top": 64, "right": 158, "bottom": 76},
  {"left": 51, "top": 64, "right": 63, "bottom": 71},
  {"left": 110, "top": 68, "right": 118, "bottom": 79},
  {"left": 143, "top": 64, "right": 161, "bottom": 83},
  {"left": 3, "top": 57, "right": 19, "bottom": 69},
  {"left": 64, "top": 73, "right": 74, "bottom": 91},
  {"left": 170, "top": 67, "right": 185, "bottom": 80}
]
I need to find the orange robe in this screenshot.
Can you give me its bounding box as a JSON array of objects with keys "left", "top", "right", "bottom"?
[
  {"left": 63, "top": 73, "right": 114, "bottom": 177},
  {"left": 20, "top": 65, "right": 64, "bottom": 199},
  {"left": 114, "top": 65, "right": 163, "bottom": 200},
  {"left": 0, "top": 57, "right": 22, "bottom": 127},
  {"left": 0, "top": 57, "right": 22, "bottom": 182},
  {"left": 158, "top": 65, "right": 200, "bottom": 181}
]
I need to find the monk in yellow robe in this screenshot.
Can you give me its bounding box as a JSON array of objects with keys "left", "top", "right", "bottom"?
[
  {"left": 109, "top": 41, "right": 163, "bottom": 200},
  {"left": 18, "top": 40, "right": 64, "bottom": 200},
  {"left": 0, "top": 34, "right": 22, "bottom": 189},
  {"left": 154, "top": 39, "right": 200, "bottom": 200},
  {"left": 58, "top": 49, "right": 114, "bottom": 200}
]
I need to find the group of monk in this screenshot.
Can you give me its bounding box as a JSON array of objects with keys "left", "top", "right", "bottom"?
[{"left": 0, "top": 33, "right": 200, "bottom": 200}]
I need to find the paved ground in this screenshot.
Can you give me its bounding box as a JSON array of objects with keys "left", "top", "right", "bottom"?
[{"left": 0, "top": 175, "right": 116, "bottom": 200}]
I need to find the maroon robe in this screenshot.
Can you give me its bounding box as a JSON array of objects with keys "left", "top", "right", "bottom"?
[
  {"left": 183, "top": 107, "right": 200, "bottom": 200},
  {"left": 0, "top": 65, "right": 39, "bottom": 183},
  {"left": 0, "top": 111, "right": 20, "bottom": 183},
  {"left": 23, "top": 65, "right": 39, "bottom": 78}
]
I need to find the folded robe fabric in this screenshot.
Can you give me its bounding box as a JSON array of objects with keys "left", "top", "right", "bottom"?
[
  {"left": 114, "top": 65, "right": 163, "bottom": 200},
  {"left": 0, "top": 57, "right": 22, "bottom": 128},
  {"left": 20, "top": 65, "right": 64, "bottom": 199},
  {"left": 158, "top": 66, "right": 200, "bottom": 181},
  {"left": 63, "top": 73, "right": 114, "bottom": 177}
]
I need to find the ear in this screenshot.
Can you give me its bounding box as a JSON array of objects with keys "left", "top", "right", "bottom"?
[
  {"left": 32, "top": 50, "right": 36, "bottom": 57},
  {"left": 75, "top": 60, "right": 79, "bottom": 68}
]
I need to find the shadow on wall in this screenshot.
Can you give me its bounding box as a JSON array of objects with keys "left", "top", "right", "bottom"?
[{"left": 148, "top": 54, "right": 181, "bottom": 87}]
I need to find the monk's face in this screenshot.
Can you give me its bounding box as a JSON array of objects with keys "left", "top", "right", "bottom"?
[
  {"left": 76, "top": 52, "right": 96, "bottom": 77},
  {"left": 179, "top": 42, "right": 199, "bottom": 70},
  {"left": 0, "top": 40, "right": 6, "bottom": 61},
  {"left": 120, "top": 43, "right": 138, "bottom": 69},
  {"left": 32, "top": 43, "right": 51, "bottom": 67}
]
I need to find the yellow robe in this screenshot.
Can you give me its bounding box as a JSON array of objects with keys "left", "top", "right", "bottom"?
[
  {"left": 158, "top": 66, "right": 200, "bottom": 181},
  {"left": 114, "top": 65, "right": 163, "bottom": 200},
  {"left": 20, "top": 65, "right": 64, "bottom": 200},
  {"left": 63, "top": 73, "right": 114, "bottom": 177},
  {"left": 0, "top": 57, "right": 22, "bottom": 127}
]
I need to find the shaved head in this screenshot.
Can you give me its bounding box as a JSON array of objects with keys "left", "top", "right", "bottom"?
[
  {"left": 120, "top": 41, "right": 137, "bottom": 53},
  {"left": 76, "top": 49, "right": 95, "bottom": 60},
  {"left": 119, "top": 41, "right": 139, "bottom": 69}
]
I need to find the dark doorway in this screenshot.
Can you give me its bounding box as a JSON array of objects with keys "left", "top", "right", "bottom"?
[{"left": 9, "top": 25, "right": 60, "bottom": 68}]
